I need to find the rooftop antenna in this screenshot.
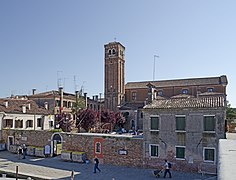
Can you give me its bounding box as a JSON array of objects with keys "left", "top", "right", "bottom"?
[
  {"left": 114, "top": 37, "right": 117, "bottom": 42},
  {"left": 74, "top": 75, "right": 79, "bottom": 92},
  {"left": 153, "top": 55, "right": 159, "bottom": 81}
]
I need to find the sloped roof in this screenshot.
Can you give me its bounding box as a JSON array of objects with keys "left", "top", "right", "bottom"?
[
  {"left": 144, "top": 96, "right": 225, "bottom": 109},
  {"left": 125, "top": 75, "right": 228, "bottom": 89},
  {"left": 27, "top": 90, "right": 76, "bottom": 100},
  {"left": 119, "top": 102, "right": 145, "bottom": 110},
  {"left": 0, "top": 98, "right": 50, "bottom": 115}
]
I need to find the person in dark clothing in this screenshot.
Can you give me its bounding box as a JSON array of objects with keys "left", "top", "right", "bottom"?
[
  {"left": 93, "top": 157, "right": 101, "bottom": 173},
  {"left": 22, "top": 144, "right": 27, "bottom": 159},
  {"left": 18, "top": 146, "right": 22, "bottom": 159},
  {"left": 163, "top": 159, "right": 172, "bottom": 178}
]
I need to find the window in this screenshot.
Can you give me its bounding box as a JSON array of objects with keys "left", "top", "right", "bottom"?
[
  {"left": 203, "top": 116, "right": 215, "bottom": 132},
  {"left": 140, "top": 112, "right": 143, "bottom": 118},
  {"left": 5, "top": 119, "right": 13, "bottom": 128},
  {"left": 207, "top": 88, "right": 214, "bottom": 92},
  {"left": 55, "top": 100, "right": 60, "bottom": 107},
  {"left": 26, "top": 120, "right": 33, "bottom": 128},
  {"left": 150, "top": 116, "right": 159, "bottom": 131},
  {"left": 176, "top": 116, "right": 186, "bottom": 131},
  {"left": 15, "top": 120, "right": 23, "bottom": 128},
  {"left": 108, "top": 49, "right": 112, "bottom": 55},
  {"left": 176, "top": 146, "right": 185, "bottom": 159},
  {"left": 68, "top": 101, "right": 72, "bottom": 108},
  {"left": 112, "top": 48, "right": 116, "bottom": 55},
  {"left": 182, "top": 89, "right": 189, "bottom": 94},
  {"left": 149, "top": 144, "right": 159, "bottom": 157},
  {"left": 49, "top": 121, "right": 54, "bottom": 128},
  {"left": 203, "top": 147, "right": 215, "bottom": 162},
  {"left": 132, "top": 92, "right": 137, "bottom": 100},
  {"left": 157, "top": 90, "right": 163, "bottom": 96},
  {"left": 63, "top": 101, "right": 67, "bottom": 107},
  {"left": 95, "top": 142, "right": 101, "bottom": 154},
  {"left": 37, "top": 118, "right": 42, "bottom": 127}
]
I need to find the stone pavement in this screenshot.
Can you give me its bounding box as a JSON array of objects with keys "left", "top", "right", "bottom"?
[{"left": 0, "top": 151, "right": 216, "bottom": 180}]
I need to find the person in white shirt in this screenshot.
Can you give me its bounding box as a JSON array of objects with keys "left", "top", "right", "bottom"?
[{"left": 163, "top": 159, "right": 172, "bottom": 178}]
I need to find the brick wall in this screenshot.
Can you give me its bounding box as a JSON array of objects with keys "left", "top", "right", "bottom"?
[{"left": 1, "top": 130, "right": 144, "bottom": 168}]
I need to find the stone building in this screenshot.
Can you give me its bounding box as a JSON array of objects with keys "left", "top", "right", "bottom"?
[
  {"left": 142, "top": 94, "right": 226, "bottom": 173},
  {"left": 0, "top": 98, "right": 54, "bottom": 131},
  {"left": 26, "top": 88, "right": 103, "bottom": 129}
]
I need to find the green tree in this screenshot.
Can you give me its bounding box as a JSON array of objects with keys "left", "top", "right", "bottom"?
[
  {"left": 226, "top": 103, "right": 236, "bottom": 122},
  {"left": 58, "top": 113, "right": 74, "bottom": 132},
  {"left": 76, "top": 109, "right": 97, "bottom": 132}
]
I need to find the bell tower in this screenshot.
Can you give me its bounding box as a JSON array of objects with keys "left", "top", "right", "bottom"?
[{"left": 104, "top": 41, "right": 125, "bottom": 111}]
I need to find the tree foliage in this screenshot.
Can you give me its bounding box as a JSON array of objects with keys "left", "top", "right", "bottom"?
[
  {"left": 75, "top": 109, "right": 126, "bottom": 133},
  {"left": 57, "top": 113, "right": 74, "bottom": 132},
  {"left": 72, "top": 96, "right": 86, "bottom": 114},
  {"left": 76, "top": 109, "right": 97, "bottom": 132},
  {"left": 226, "top": 103, "right": 236, "bottom": 122}
]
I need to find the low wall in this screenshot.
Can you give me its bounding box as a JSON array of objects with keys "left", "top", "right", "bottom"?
[{"left": 1, "top": 130, "right": 144, "bottom": 168}]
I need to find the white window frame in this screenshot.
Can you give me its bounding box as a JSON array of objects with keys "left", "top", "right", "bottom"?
[
  {"left": 203, "top": 115, "right": 216, "bottom": 133},
  {"left": 149, "top": 144, "right": 159, "bottom": 158},
  {"left": 203, "top": 147, "right": 216, "bottom": 163},
  {"left": 150, "top": 115, "right": 159, "bottom": 132},
  {"left": 175, "top": 146, "right": 186, "bottom": 160},
  {"left": 175, "top": 115, "right": 186, "bottom": 132}
]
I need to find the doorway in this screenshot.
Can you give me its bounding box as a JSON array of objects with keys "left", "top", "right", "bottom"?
[{"left": 51, "top": 133, "right": 63, "bottom": 156}]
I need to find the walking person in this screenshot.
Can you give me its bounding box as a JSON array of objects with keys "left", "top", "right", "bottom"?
[
  {"left": 163, "top": 159, "right": 172, "bottom": 178},
  {"left": 18, "top": 145, "right": 22, "bottom": 160},
  {"left": 22, "top": 144, "right": 27, "bottom": 159},
  {"left": 93, "top": 156, "right": 101, "bottom": 173}
]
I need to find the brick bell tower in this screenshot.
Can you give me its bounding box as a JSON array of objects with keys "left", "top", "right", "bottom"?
[{"left": 104, "top": 41, "right": 125, "bottom": 111}]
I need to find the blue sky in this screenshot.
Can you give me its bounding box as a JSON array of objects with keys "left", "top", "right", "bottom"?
[{"left": 0, "top": 0, "right": 235, "bottom": 107}]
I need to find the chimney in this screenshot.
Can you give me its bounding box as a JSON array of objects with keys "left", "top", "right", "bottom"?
[
  {"left": 5, "top": 101, "right": 8, "bottom": 108},
  {"left": 84, "top": 93, "right": 87, "bottom": 108},
  {"left": 75, "top": 90, "right": 79, "bottom": 99},
  {"left": 95, "top": 95, "right": 99, "bottom": 101},
  {"left": 32, "top": 89, "right": 36, "bottom": 95},
  {"left": 44, "top": 102, "right": 48, "bottom": 110},
  {"left": 147, "top": 83, "right": 154, "bottom": 104},
  {"left": 59, "top": 87, "right": 63, "bottom": 113},
  {"left": 22, "top": 105, "right": 26, "bottom": 113},
  {"left": 28, "top": 103, "right": 31, "bottom": 110}
]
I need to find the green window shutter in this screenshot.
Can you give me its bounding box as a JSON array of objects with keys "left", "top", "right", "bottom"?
[
  {"left": 176, "top": 117, "right": 186, "bottom": 131},
  {"left": 204, "top": 149, "right": 215, "bottom": 161},
  {"left": 150, "top": 145, "right": 158, "bottom": 157},
  {"left": 151, "top": 117, "right": 159, "bottom": 130},
  {"left": 176, "top": 147, "right": 185, "bottom": 159},
  {"left": 204, "top": 116, "right": 215, "bottom": 131}
]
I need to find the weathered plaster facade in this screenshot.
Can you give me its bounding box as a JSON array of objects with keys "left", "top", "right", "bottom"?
[{"left": 142, "top": 95, "right": 226, "bottom": 173}]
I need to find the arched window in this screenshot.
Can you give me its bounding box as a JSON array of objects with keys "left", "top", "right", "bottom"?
[
  {"left": 108, "top": 49, "right": 112, "bottom": 55},
  {"left": 112, "top": 48, "right": 116, "bottom": 55},
  {"left": 95, "top": 142, "right": 101, "bottom": 154}
]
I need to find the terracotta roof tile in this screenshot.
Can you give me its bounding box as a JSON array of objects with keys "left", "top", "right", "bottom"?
[
  {"left": 144, "top": 96, "right": 225, "bottom": 109},
  {"left": 0, "top": 98, "right": 50, "bottom": 115}
]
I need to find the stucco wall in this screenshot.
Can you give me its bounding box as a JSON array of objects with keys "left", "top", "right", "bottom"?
[{"left": 142, "top": 108, "right": 225, "bottom": 173}]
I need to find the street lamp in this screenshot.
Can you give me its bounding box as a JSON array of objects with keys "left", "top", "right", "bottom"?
[{"left": 153, "top": 55, "right": 159, "bottom": 81}]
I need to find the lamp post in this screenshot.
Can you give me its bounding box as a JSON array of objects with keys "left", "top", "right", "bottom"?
[{"left": 153, "top": 55, "right": 159, "bottom": 81}]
